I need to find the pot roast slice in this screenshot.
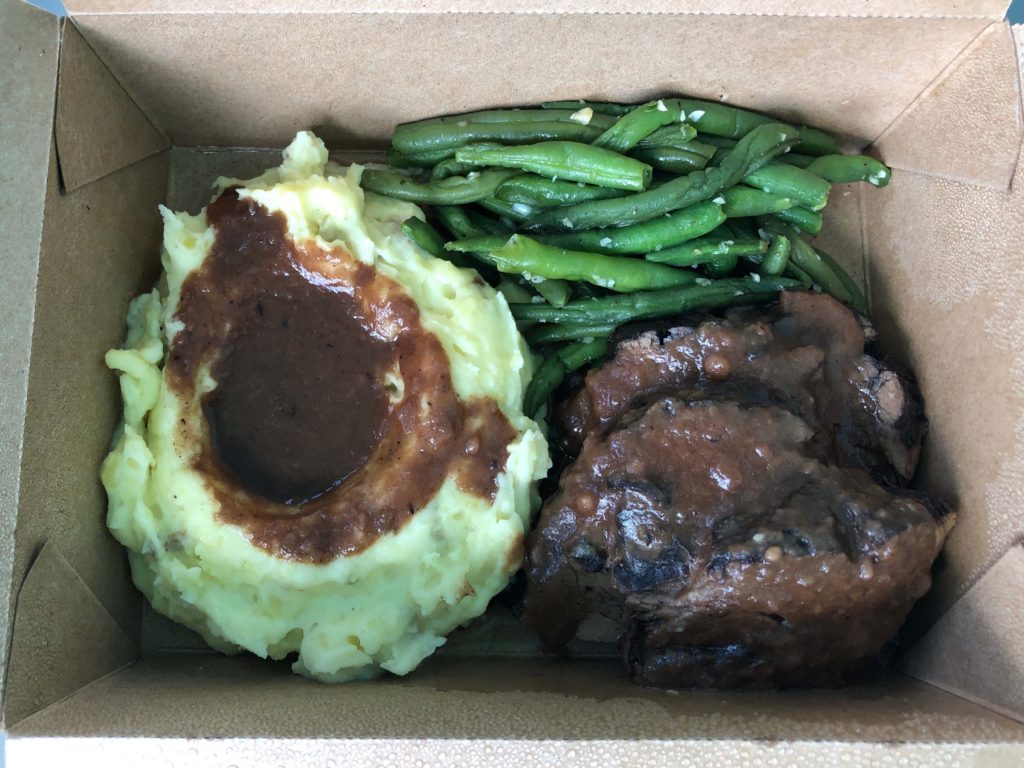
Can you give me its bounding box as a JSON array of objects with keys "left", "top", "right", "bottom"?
[
  {"left": 559, "top": 291, "right": 925, "bottom": 487},
  {"left": 525, "top": 397, "right": 950, "bottom": 688}
]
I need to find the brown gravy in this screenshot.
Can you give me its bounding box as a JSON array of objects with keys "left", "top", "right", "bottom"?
[{"left": 166, "top": 189, "right": 515, "bottom": 563}]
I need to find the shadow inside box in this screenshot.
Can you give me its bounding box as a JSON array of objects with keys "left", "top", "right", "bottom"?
[{"left": 22, "top": 648, "right": 1012, "bottom": 744}]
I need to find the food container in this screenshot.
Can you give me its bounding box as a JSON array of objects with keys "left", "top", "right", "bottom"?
[{"left": 2, "top": 0, "right": 1022, "bottom": 763}]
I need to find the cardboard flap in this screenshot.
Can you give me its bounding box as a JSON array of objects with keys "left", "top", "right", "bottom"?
[
  {"left": 62, "top": 0, "right": 1009, "bottom": 19},
  {"left": 0, "top": 0, "right": 61, "bottom": 722},
  {"left": 55, "top": 20, "right": 168, "bottom": 192},
  {"left": 900, "top": 544, "right": 1024, "bottom": 723},
  {"left": 874, "top": 22, "right": 1023, "bottom": 190},
  {"left": 4, "top": 542, "right": 136, "bottom": 727},
  {"left": 860, "top": 48, "right": 1024, "bottom": 637},
  {"left": 13, "top": 654, "right": 1024, "bottom": 742},
  {"left": 67, "top": 13, "right": 992, "bottom": 149}
]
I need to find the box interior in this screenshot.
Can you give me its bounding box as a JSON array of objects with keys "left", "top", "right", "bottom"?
[{"left": 4, "top": 0, "right": 1024, "bottom": 751}]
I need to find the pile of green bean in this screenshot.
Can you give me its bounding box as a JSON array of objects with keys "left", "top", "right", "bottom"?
[{"left": 365, "top": 97, "right": 892, "bottom": 417}]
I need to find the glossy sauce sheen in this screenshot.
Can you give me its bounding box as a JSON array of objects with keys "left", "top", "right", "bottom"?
[{"left": 166, "top": 190, "right": 515, "bottom": 563}]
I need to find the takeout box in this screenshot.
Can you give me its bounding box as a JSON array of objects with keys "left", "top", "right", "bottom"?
[{"left": 2, "top": 0, "right": 1023, "bottom": 763}]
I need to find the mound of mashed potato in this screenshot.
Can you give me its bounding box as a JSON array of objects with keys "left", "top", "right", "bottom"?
[{"left": 101, "top": 131, "right": 549, "bottom": 681}]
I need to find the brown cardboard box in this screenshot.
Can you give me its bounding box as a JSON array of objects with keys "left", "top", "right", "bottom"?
[{"left": 2, "top": 0, "right": 1024, "bottom": 763}]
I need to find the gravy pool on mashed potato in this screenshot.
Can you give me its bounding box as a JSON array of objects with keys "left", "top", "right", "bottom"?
[{"left": 101, "top": 131, "right": 550, "bottom": 682}]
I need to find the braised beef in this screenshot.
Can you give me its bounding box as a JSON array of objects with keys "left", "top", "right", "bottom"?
[
  {"left": 560, "top": 291, "right": 925, "bottom": 487},
  {"left": 525, "top": 292, "right": 950, "bottom": 688}
]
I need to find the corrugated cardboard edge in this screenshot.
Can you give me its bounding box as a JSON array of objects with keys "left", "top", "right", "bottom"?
[
  {"left": 900, "top": 543, "right": 1024, "bottom": 723},
  {"left": 0, "top": 0, "right": 61, "bottom": 726},
  {"left": 62, "top": 0, "right": 1009, "bottom": 20},
  {"left": 4, "top": 542, "right": 136, "bottom": 728},
  {"left": 6, "top": 736, "right": 1024, "bottom": 766},
  {"left": 54, "top": 19, "right": 169, "bottom": 192}
]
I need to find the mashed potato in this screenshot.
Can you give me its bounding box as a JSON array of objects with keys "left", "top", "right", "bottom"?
[{"left": 101, "top": 132, "right": 549, "bottom": 681}]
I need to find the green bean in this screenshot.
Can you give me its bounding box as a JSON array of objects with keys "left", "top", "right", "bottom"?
[
  {"left": 534, "top": 279, "right": 572, "bottom": 308},
  {"left": 524, "top": 321, "right": 617, "bottom": 345},
  {"left": 510, "top": 276, "right": 800, "bottom": 325},
  {"left": 742, "top": 163, "right": 831, "bottom": 211},
  {"left": 446, "top": 234, "right": 698, "bottom": 293},
  {"left": 431, "top": 206, "right": 503, "bottom": 281},
  {"left": 646, "top": 235, "right": 768, "bottom": 267},
  {"left": 392, "top": 120, "right": 607, "bottom": 155},
  {"left": 635, "top": 126, "right": 705, "bottom": 151},
  {"left": 724, "top": 217, "right": 760, "bottom": 240},
  {"left": 430, "top": 158, "right": 473, "bottom": 180},
  {"left": 558, "top": 337, "right": 609, "bottom": 371},
  {"left": 401, "top": 217, "right": 447, "bottom": 257},
  {"left": 455, "top": 141, "right": 653, "bottom": 191},
  {"left": 593, "top": 99, "right": 688, "bottom": 152},
  {"left": 494, "top": 174, "right": 629, "bottom": 208},
  {"left": 676, "top": 99, "right": 771, "bottom": 138},
  {"left": 523, "top": 355, "right": 566, "bottom": 418},
  {"left": 541, "top": 100, "right": 634, "bottom": 116},
  {"left": 523, "top": 338, "right": 609, "bottom": 417},
  {"left": 387, "top": 148, "right": 419, "bottom": 169},
  {"left": 387, "top": 147, "right": 455, "bottom": 168},
  {"left": 402, "top": 216, "right": 477, "bottom": 271},
  {"left": 466, "top": 207, "right": 513, "bottom": 235},
  {"left": 477, "top": 195, "right": 536, "bottom": 223},
  {"left": 816, "top": 248, "right": 869, "bottom": 315},
  {"left": 434, "top": 204, "right": 488, "bottom": 239},
  {"left": 430, "top": 146, "right": 502, "bottom": 180},
  {"left": 361, "top": 168, "right": 519, "bottom": 205},
  {"left": 703, "top": 253, "right": 738, "bottom": 278},
  {"left": 774, "top": 206, "right": 823, "bottom": 236},
  {"left": 738, "top": 250, "right": 765, "bottom": 270},
  {"left": 697, "top": 134, "right": 738, "bottom": 149},
  {"left": 761, "top": 218, "right": 857, "bottom": 308},
  {"left": 543, "top": 99, "right": 760, "bottom": 140},
  {"left": 804, "top": 154, "right": 892, "bottom": 187},
  {"left": 719, "top": 186, "right": 794, "bottom": 217},
  {"left": 776, "top": 152, "right": 816, "bottom": 169},
  {"left": 391, "top": 108, "right": 614, "bottom": 153},
  {"left": 497, "top": 278, "right": 535, "bottom": 304},
  {"left": 572, "top": 281, "right": 603, "bottom": 299},
  {"left": 674, "top": 99, "right": 840, "bottom": 155},
  {"left": 785, "top": 261, "right": 814, "bottom": 289},
  {"left": 445, "top": 236, "right": 509, "bottom": 253},
  {"left": 524, "top": 123, "right": 798, "bottom": 231},
  {"left": 401, "top": 108, "right": 616, "bottom": 127},
  {"left": 540, "top": 201, "right": 726, "bottom": 255},
  {"left": 791, "top": 127, "right": 841, "bottom": 157},
  {"left": 760, "top": 235, "right": 791, "bottom": 276},
  {"left": 629, "top": 146, "right": 709, "bottom": 174}
]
